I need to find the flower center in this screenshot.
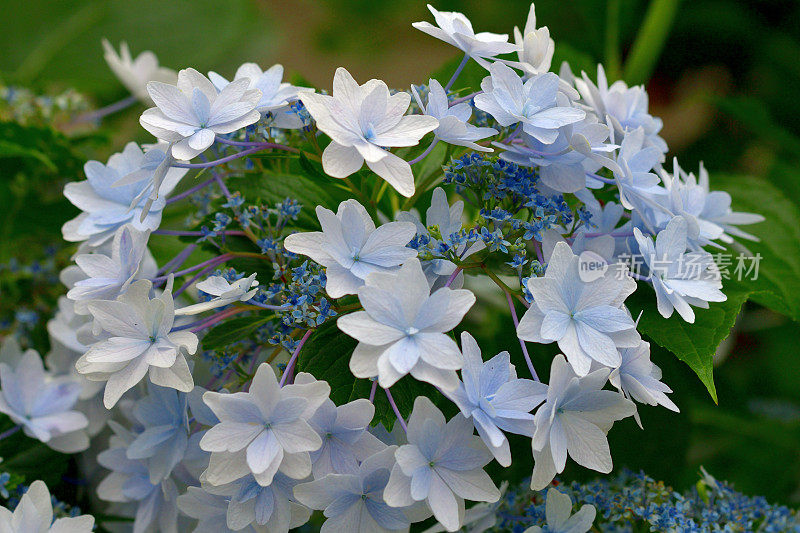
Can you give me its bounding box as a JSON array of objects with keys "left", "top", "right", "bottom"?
[{"left": 404, "top": 326, "right": 419, "bottom": 336}]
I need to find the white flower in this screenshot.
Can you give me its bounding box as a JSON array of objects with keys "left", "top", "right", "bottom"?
[
  {"left": 66, "top": 225, "right": 150, "bottom": 314},
  {"left": 199, "top": 365, "right": 329, "bottom": 487},
  {"left": 633, "top": 216, "right": 726, "bottom": 323},
  {"left": 412, "top": 4, "right": 518, "bottom": 68},
  {"left": 530, "top": 355, "right": 636, "bottom": 490},
  {"left": 609, "top": 340, "right": 679, "bottom": 426},
  {"left": 422, "top": 482, "right": 509, "bottom": 533},
  {"left": 284, "top": 199, "right": 417, "bottom": 298},
  {"left": 102, "top": 39, "right": 176, "bottom": 104},
  {"left": 76, "top": 279, "right": 198, "bottom": 408},
  {"left": 299, "top": 67, "right": 438, "bottom": 197},
  {"left": 445, "top": 332, "right": 547, "bottom": 466},
  {"left": 524, "top": 488, "right": 596, "bottom": 533},
  {"left": 209, "top": 62, "right": 307, "bottom": 129},
  {"left": 295, "top": 446, "right": 426, "bottom": 533},
  {"left": 62, "top": 142, "right": 187, "bottom": 247},
  {"left": 174, "top": 273, "right": 259, "bottom": 316},
  {"left": 474, "top": 63, "right": 584, "bottom": 145},
  {"left": 509, "top": 4, "right": 555, "bottom": 77},
  {"left": 497, "top": 116, "right": 615, "bottom": 193},
  {"left": 0, "top": 340, "right": 89, "bottom": 448},
  {"left": 0, "top": 480, "right": 94, "bottom": 532},
  {"left": 384, "top": 397, "right": 500, "bottom": 533},
  {"left": 195, "top": 474, "right": 311, "bottom": 532},
  {"left": 338, "top": 258, "right": 475, "bottom": 391},
  {"left": 412, "top": 79, "right": 498, "bottom": 151},
  {"left": 660, "top": 159, "right": 764, "bottom": 246},
  {"left": 396, "top": 187, "right": 484, "bottom": 290},
  {"left": 140, "top": 68, "right": 262, "bottom": 160},
  {"left": 517, "top": 241, "right": 640, "bottom": 375},
  {"left": 575, "top": 65, "right": 667, "bottom": 153},
  {"left": 307, "top": 398, "right": 385, "bottom": 477}
]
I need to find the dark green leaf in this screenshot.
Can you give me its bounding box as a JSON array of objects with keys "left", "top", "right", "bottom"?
[{"left": 202, "top": 315, "right": 273, "bottom": 350}]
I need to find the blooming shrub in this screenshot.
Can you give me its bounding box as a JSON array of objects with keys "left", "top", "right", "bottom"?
[{"left": 4, "top": 3, "right": 798, "bottom": 532}]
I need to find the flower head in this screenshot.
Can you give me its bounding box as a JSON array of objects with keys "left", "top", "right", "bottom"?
[
  {"left": 517, "top": 241, "right": 640, "bottom": 375},
  {"left": 0, "top": 480, "right": 94, "bottom": 532},
  {"left": 102, "top": 39, "right": 176, "bottom": 103},
  {"left": 509, "top": 4, "right": 555, "bottom": 77},
  {"left": 412, "top": 79, "right": 498, "bottom": 151},
  {"left": 209, "top": 62, "right": 307, "bottom": 129},
  {"left": 174, "top": 273, "right": 259, "bottom": 316},
  {"left": 140, "top": 68, "right": 262, "bottom": 160},
  {"left": 338, "top": 259, "right": 475, "bottom": 391},
  {"left": 633, "top": 216, "right": 726, "bottom": 323},
  {"left": 0, "top": 340, "right": 88, "bottom": 446},
  {"left": 76, "top": 278, "right": 198, "bottom": 408},
  {"left": 445, "top": 332, "right": 547, "bottom": 466},
  {"left": 474, "top": 63, "right": 584, "bottom": 145},
  {"left": 284, "top": 199, "right": 417, "bottom": 298},
  {"left": 530, "top": 354, "right": 636, "bottom": 490},
  {"left": 62, "top": 142, "right": 187, "bottom": 247},
  {"left": 299, "top": 67, "right": 438, "bottom": 197},
  {"left": 199, "top": 364, "right": 329, "bottom": 487},
  {"left": 412, "top": 4, "right": 518, "bottom": 68},
  {"left": 524, "top": 488, "right": 596, "bottom": 533},
  {"left": 384, "top": 397, "right": 500, "bottom": 532}
]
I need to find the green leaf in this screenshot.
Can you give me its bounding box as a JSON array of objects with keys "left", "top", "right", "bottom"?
[
  {"left": 297, "top": 319, "right": 437, "bottom": 428},
  {"left": 627, "top": 286, "right": 751, "bottom": 403},
  {"left": 0, "top": 140, "right": 56, "bottom": 170},
  {"left": 228, "top": 172, "right": 351, "bottom": 230},
  {"left": 713, "top": 174, "right": 800, "bottom": 321},
  {"left": 202, "top": 315, "right": 273, "bottom": 350}
]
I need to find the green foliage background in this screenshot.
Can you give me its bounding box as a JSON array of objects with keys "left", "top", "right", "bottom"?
[{"left": 1, "top": 0, "right": 800, "bottom": 512}]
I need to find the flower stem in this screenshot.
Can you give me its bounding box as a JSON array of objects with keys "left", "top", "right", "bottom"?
[
  {"left": 444, "top": 266, "right": 462, "bottom": 288},
  {"left": 384, "top": 388, "right": 408, "bottom": 432},
  {"left": 173, "top": 144, "right": 299, "bottom": 169},
  {"left": 368, "top": 380, "right": 378, "bottom": 403},
  {"left": 279, "top": 329, "right": 313, "bottom": 386},
  {"left": 408, "top": 138, "right": 440, "bottom": 165},
  {"left": 166, "top": 176, "right": 217, "bottom": 204},
  {"left": 72, "top": 94, "right": 138, "bottom": 124},
  {"left": 505, "top": 291, "right": 539, "bottom": 381},
  {"left": 445, "top": 53, "right": 470, "bottom": 92},
  {"left": 185, "top": 306, "right": 254, "bottom": 332},
  {"left": 0, "top": 425, "right": 21, "bottom": 441},
  {"left": 449, "top": 91, "right": 481, "bottom": 106}
]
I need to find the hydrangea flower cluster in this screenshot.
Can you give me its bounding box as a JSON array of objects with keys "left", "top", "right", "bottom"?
[{"left": 0, "top": 3, "right": 769, "bottom": 532}]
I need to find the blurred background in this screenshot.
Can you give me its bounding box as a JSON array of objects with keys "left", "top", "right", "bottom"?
[{"left": 1, "top": 0, "right": 799, "bottom": 505}]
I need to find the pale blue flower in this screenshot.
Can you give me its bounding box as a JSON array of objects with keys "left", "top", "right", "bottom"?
[
  {"left": 474, "top": 63, "right": 584, "bottom": 145},
  {"left": 412, "top": 79, "right": 498, "bottom": 151},
  {"left": 200, "top": 473, "right": 310, "bottom": 531},
  {"left": 299, "top": 68, "right": 438, "bottom": 197},
  {"left": 445, "top": 332, "right": 547, "bottom": 466},
  {"left": 507, "top": 4, "right": 554, "bottom": 77},
  {"left": 0, "top": 340, "right": 88, "bottom": 446},
  {"left": 412, "top": 5, "right": 518, "bottom": 68},
  {"left": 66, "top": 225, "right": 150, "bottom": 314},
  {"left": 530, "top": 355, "right": 636, "bottom": 490},
  {"left": 96, "top": 422, "right": 180, "bottom": 533},
  {"left": 0, "top": 480, "right": 94, "bottom": 532},
  {"left": 209, "top": 62, "right": 307, "bottom": 129},
  {"left": 200, "top": 364, "right": 329, "bottom": 487},
  {"left": 126, "top": 383, "right": 190, "bottom": 483},
  {"left": 140, "top": 68, "right": 262, "bottom": 160},
  {"left": 338, "top": 258, "right": 475, "bottom": 391},
  {"left": 609, "top": 340, "right": 679, "bottom": 426},
  {"left": 62, "top": 142, "right": 187, "bottom": 247},
  {"left": 296, "top": 446, "right": 425, "bottom": 533},
  {"left": 517, "top": 242, "right": 640, "bottom": 376},
  {"left": 633, "top": 216, "right": 726, "bottom": 323},
  {"left": 524, "top": 488, "right": 595, "bottom": 533},
  {"left": 284, "top": 199, "right": 417, "bottom": 298},
  {"left": 308, "top": 398, "right": 385, "bottom": 477},
  {"left": 384, "top": 397, "right": 500, "bottom": 533},
  {"left": 102, "top": 40, "right": 176, "bottom": 104},
  {"left": 497, "top": 116, "right": 615, "bottom": 193},
  {"left": 574, "top": 64, "right": 667, "bottom": 153},
  {"left": 76, "top": 279, "right": 198, "bottom": 408},
  {"left": 660, "top": 159, "right": 764, "bottom": 246},
  {"left": 174, "top": 273, "right": 259, "bottom": 316}
]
